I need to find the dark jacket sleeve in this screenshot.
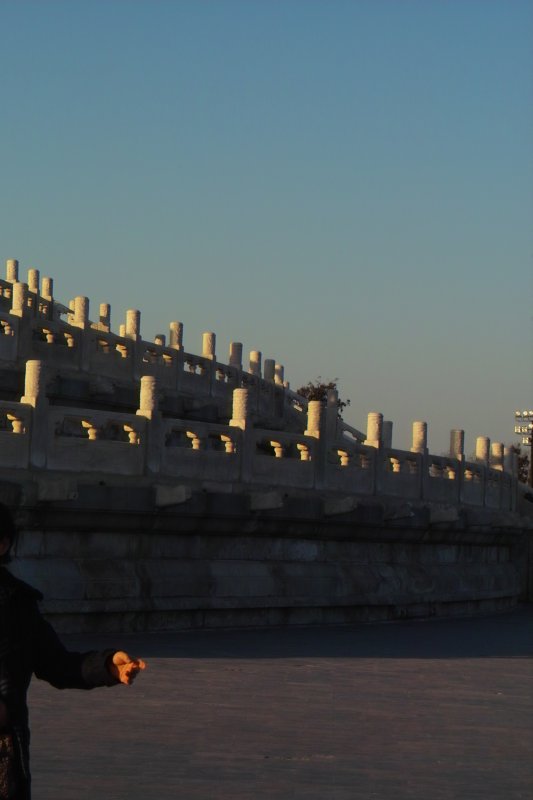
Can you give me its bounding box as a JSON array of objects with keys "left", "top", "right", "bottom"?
[{"left": 30, "top": 602, "right": 119, "bottom": 689}]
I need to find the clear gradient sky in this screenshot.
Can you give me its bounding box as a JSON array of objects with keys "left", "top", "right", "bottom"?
[{"left": 1, "top": 0, "right": 532, "bottom": 453}]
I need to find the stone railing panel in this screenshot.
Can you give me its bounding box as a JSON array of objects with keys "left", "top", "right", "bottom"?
[
  {"left": 377, "top": 449, "right": 422, "bottom": 499},
  {"left": 251, "top": 430, "right": 316, "bottom": 488},
  {"left": 461, "top": 461, "right": 485, "bottom": 506},
  {"left": 423, "top": 455, "right": 461, "bottom": 505},
  {"left": 29, "top": 318, "right": 81, "bottom": 368},
  {"left": 285, "top": 389, "right": 307, "bottom": 414},
  {"left": 47, "top": 407, "right": 146, "bottom": 474},
  {"left": 88, "top": 331, "right": 136, "bottom": 382},
  {"left": 213, "top": 362, "right": 240, "bottom": 400},
  {"left": 162, "top": 420, "right": 241, "bottom": 482},
  {"left": 140, "top": 343, "right": 180, "bottom": 389},
  {"left": 0, "top": 312, "right": 18, "bottom": 361},
  {"left": 498, "top": 472, "right": 514, "bottom": 511},
  {"left": 325, "top": 443, "right": 377, "bottom": 495},
  {"left": 0, "top": 401, "right": 31, "bottom": 468},
  {"left": 256, "top": 380, "right": 275, "bottom": 419},
  {"left": 339, "top": 420, "right": 366, "bottom": 444},
  {"left": 179, "top": 352, "right": 213, "bottom": 396},
  {"left": 0, "top": 280, "right": 13, "bottom": 304},
  {"left": 486, "top": 467, "right": 506, "bottom": 510}
]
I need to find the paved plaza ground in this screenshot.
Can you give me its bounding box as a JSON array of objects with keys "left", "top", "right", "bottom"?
[{"left": 29, "top": 607, "right": 532, "bottom": 800}]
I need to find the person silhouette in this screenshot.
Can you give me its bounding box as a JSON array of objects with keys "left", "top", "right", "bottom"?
[{"left": 0, "top": 503, "right": 146, "bottom": 799}]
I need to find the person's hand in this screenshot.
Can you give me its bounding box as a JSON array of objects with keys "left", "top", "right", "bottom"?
[{"left": 108, "top": 651, "right": 146, "bottom": 685}]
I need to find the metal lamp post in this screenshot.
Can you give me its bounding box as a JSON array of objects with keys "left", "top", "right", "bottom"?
[{"left": 514, "top": 409, "right": 533, "bottom": 487}]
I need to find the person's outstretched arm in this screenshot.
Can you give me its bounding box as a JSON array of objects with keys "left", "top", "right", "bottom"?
[{"left": 30, "top": 598, "right": 145, "bottom": 689}]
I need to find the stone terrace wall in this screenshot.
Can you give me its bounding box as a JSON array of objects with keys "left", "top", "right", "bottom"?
[
  {"left": 8, "top": 483, "right": 528, "bottom": 634},
  {"left": 1, "top": 257, "right": 531, "bottom": 631}
]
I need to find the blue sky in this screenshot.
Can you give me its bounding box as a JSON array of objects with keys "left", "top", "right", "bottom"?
[{"left": 1, "top": 0, "right": 532, "bottom": 452}]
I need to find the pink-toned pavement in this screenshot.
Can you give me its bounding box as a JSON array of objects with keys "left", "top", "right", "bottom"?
[{"left": 29, "top": 608, "right": 533, "bottom": 800}]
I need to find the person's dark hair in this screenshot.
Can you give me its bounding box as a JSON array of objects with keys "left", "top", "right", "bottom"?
[{"left": 0, "top": 503, "right": 17, "bottom": 564}]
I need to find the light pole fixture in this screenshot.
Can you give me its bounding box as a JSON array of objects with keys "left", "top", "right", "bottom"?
[{"left": 514, "top": 410, "right": 533, "bottom": 487}]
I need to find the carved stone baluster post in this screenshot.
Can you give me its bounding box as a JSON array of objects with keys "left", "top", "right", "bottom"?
[
  {"left": 202, "top": 331, "right": 217, "bottom": 396},
  {"left": 337, "top": 450, "right": 350, "bottom": 467},
  {"left": 136, "top": 375, "right": 162, "bottom": 475},
  {"left": 246, "top": 351, "right": 261, "bottom": 415},
  {"left": 125, "top": 309, "right": 141, "bottom": 380},
  {"left": 491, "top": 441, "right": 505, "bottom": 508},
  {"left": 27, "top": 269, "right": 40, "bottom": 314},
  {"left": 363, "top": 413, "right": 383, "bottom": 496},
  {"left": 20, "top": 360, "right": 49, "bottom": 468},
  {"left": 221, "top": 434, "right": 236, "bottom": 454},
  {"left": 270, "top": 440, "right": 284, "bottom": 458},
  {"left": 99, "top": 303, "right": 111, "bottom": 332},
  {"left": 2, "top": 259, "right": 18, "bottom": 303},
  {"left": 41, "top": 277, "right": 54, "bottom": 319},
  {"left": 449, "top": 429, "right": 465, "bottom": 503},
  {"left": 504, "top": 446, "right": 516, "bottom": 476},
  {"left": 71, "top": 296, "right": 88, "bottom": 328},
  {"left": 410, "top": 421, "right": 427, "bottom": 500},
  {"left": 229, "top": 342, "right": 242, "bottom": 368},
  {"left": 28, "top": 268, "right": 40, "bottom": 294},
  {"left": 2, "top": 259, "right": 17, "bottom": 302},
  {"left": 42, "top": 277, "right": 53, "bottom": 300},
  {"left": 365, "top": 412, "right": 382, "bottom": 449},
  {"left": 186, "top": 430, "right": 203, "bottom": 451},
  {"left": 169, "top": 321, "right": 183, "bottom": 349},
  {"left": 264, "top": 359, "right": 275, "bottom": 382},
  {"left": 305, "top": 399, "right": 325, "bottom": 489},
  {"left": 202, "top": 331, "right": 216, "bottom": 360},
  {"left": 167, "top": 322, "right": 184, "bottom": 393},
  {"left": 475, "top": 436, "right": 490, "bottom": 465},
  {"left": 10, "top": 282, "right": 28, "bottom": 317},
  {"left": 491, "top": 442, "right": 504, "bottom": 472},
  {"left": 230, "top": 388, "right": 249, "bottom": 429},
  {"left": 230, "top": 387, "right": 250, "bottom": 481},
  {"left": 304, "top": 399, "right": 320, "bottom": 435},
  {"left": 9, "top": 282, "right": 31, "bottom": 360},
  {"left": 69, "top": 296, "right": 90, "bottom": 370},
  {"left": 249, "top": 350, "right": 261, "bottom": 377},
  {"left": 6, "top": 259, "right": 19, "bottom": 283},
  {"left": 126, "top": 309, "right": 140, "bottom": 339},
  {"left": 227, "top": 342, "right": 243, "bottom": 405},
  {"left": 297, "top": 443, "right": 310, "bottom": 461},
  {"left": 475, "top": 436, "right": 490, "bottom": 507},
  {"left": 325, "top": 388, "right": 338, "bottom": 446},
  {"left": 504, "top": 445, "right": 518, "bottom": 512},
  {"left": 411, "top": 421, "right": 428, "bottom": 455},
  {"left": 450, "top": 429, "right": 464, "bottom": 460}
]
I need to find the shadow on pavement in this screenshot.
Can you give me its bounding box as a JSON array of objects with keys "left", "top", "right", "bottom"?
[{"left": 63, "top": 605, "right": 533, "bottom": 660}]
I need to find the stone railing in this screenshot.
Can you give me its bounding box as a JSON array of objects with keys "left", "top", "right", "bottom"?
[
  {"left": 0, "top": 259, "right": 521, "bottom": 513},
  {"left": 0, "top": 261, "right": 304, "bottom": 436},
  {"left": 0, "top": 361, "right": 519, "bottom": 512},
  {"left": 47, "top": 406, "right": 147, "bottom": 475},
  {"left": 0, "top": 400, "right": 32, "bottom": 469}
]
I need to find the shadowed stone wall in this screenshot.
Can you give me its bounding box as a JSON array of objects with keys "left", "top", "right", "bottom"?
[{"left": 7, "top": 482, "right": 529, "bottom": 634}]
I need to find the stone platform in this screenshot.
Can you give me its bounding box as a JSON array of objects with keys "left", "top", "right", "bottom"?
[{"left": 28, "top": 607, "right": 532, "bottom": 799}]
